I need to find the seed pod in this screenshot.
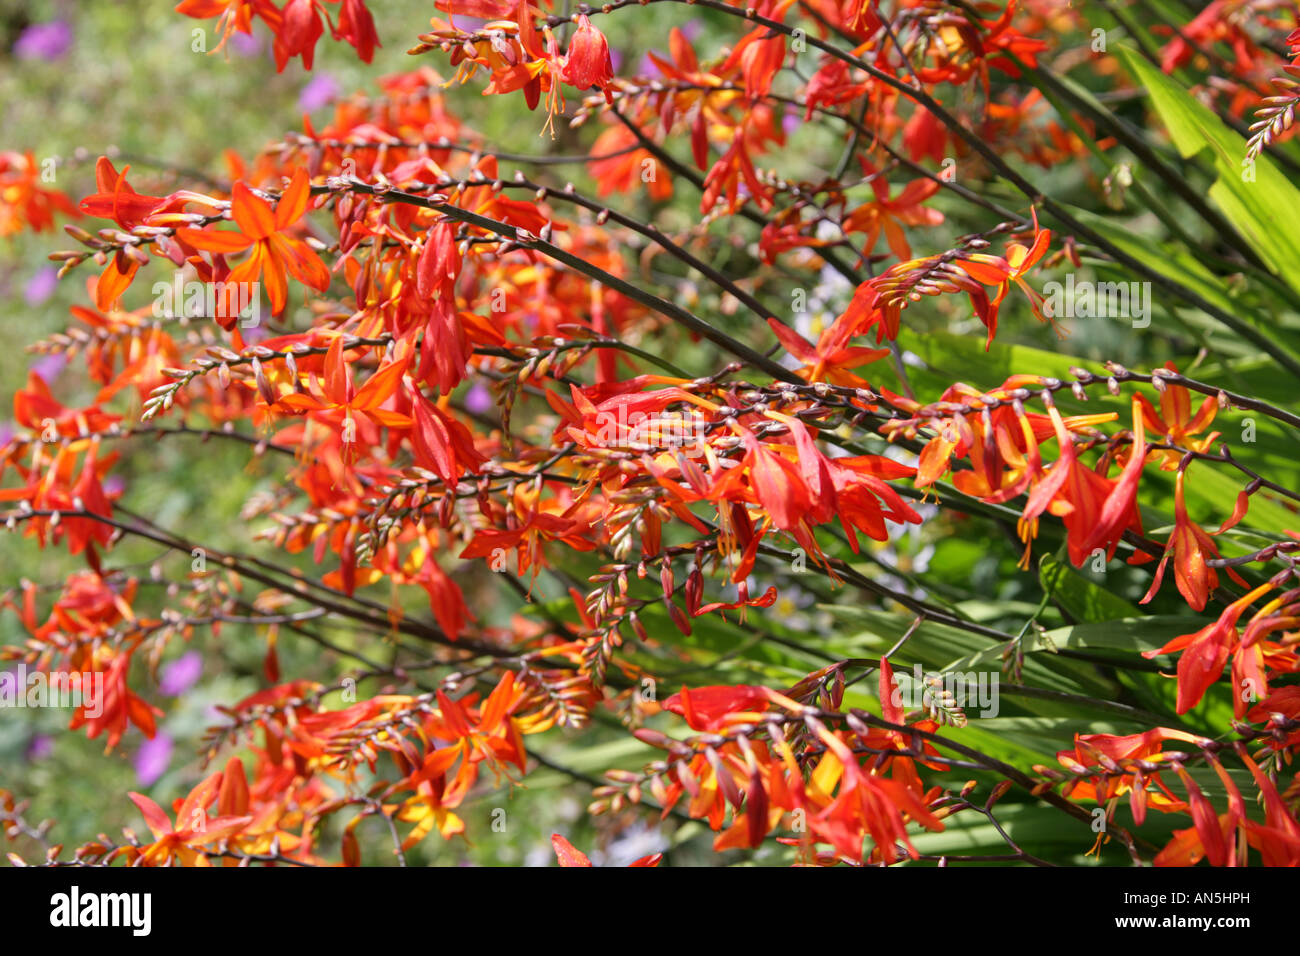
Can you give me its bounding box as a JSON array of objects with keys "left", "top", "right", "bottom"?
[
  {"left": 649, "top": 773, "right": 669, "bottom": 806},
  {"left": 659, "top": 560, "right": 674, "bottom": 599},
  {"left": 829, "top": 668, "right": 844, "bottom": 710},
  {"left": 251, "top": 357, "right": 277, "bottom": 406},
  {"left": 63, "top": 224, "right": 100, "bottom": 246},
  {"left": 675, "top": 759, "right": 700, "bottom": 798},
  {"left": 684, "top": 566, "right": 703, "bottom": 615},
  {"left": 666, "top": 599, "right": 692, "bottom": 636},
  {"left": 705, "top": 747, "right": 742, "bottom": 808},
  {"left": 846, "top": 712, "right": 872, "bottom": 737},
  {"left": 985, "top": 780, "right": 1014, "bottom": 810}
]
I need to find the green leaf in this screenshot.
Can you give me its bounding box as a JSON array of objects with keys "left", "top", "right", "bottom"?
[
  {"left": 820, "top": 605, "right": 1118, "bottom": 701},
  {"left": 1038, "top": 553, "right": 1139, "bottom": 623},
  {"left": 1034, "top": 615, "right": 1200, "bottom": 655},
  {"left": 1118, "top": 47, "right": 1300, "bottom": 296},
  {"left": 942, "top": 615, "right": 1194, "bottom": 667},
  {"left": 1074, "top": 209, "right": 1230, "bottom": 313}
]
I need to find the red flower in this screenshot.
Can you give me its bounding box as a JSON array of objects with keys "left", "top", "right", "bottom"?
[
  {"left": 335, "top": 0, "right": 380, "bottom": 62},
  {"left": 1144, "top": 582, "right": 1275, "bottom": 714},
  {"left": 551, "top": 833, "right": 661, "bottom": 866},
  {"left": 0, "top": 151, "right": 79, "bottom": 237},
  {"left": 720, "top": 26, "right": 785, "bottom": 102},
  {"left": 1139, "top": 465, "right": 1244, "bottom": 612},
  {"left": 78, "top": 157, "right": 219, "bottom": 310},
  {"left": 956, "top": 221, "right": 1053, "bottom": 346},
  {"left": 661, "top": 685, "right": 771, "bottom": 732},
  {"left": 562, "top": 15, "right": 614, "bottom": 101}
]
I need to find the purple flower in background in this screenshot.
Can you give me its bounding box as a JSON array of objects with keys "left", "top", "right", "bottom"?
[
  {"left": 229, "top": 31, "right": 262, "bottom": 57},
  {"left": 782, "top": 109, "right": 800, "bottom": 136},
  {"left": 609, "top": 48, "right": 623, "bottom": 73},
  {"left": 447, "top": 15, "right": 486, "bottom": 32},
  {"left": 134, "top": 733, "right": 173, "bottom": 787},
  {"left": 299, "top": 73, "right": 340, "bottom": 112},
  {"left": 159, "top": 651, "right": 203, "bottom": 697},
  {"left": 464, "top": 382, "right": 493, "bottom": 416},
  {"left": 103, "top": 474, "right": 125, "bottom": 497},
  {"left": 14, "top": 21, "right": 72, "bottom": 61},
  {"left": 30, "top": 353, "right": 66, "bottom": 384},
  {"left": 0, "top": 424, "right": 12, "bottom": 448},
  {"left": 26, "top": 735, "right": 54, "bottom": 761},
  {"left": 24, "top": 266, "right": 58, "bottom": 306}
]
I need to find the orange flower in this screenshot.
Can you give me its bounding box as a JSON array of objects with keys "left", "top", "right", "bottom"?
[
  {"left": 0, "top": 151, "right": 79, "bottom": 236},
  {"left": 276, "top": 335, "right": 413, "bottom": 436},
  {"left": 765, "top": 316, "right": 890, "bottom": 387},
  {"left": 68, "top": 645, "right": 163, "bottom": 750},
  {"left": 0, "top": 438, "right": 120, "bottom": 559},
  {"left": 956, "top": 221, "right": 1053, "bottom": 345},
  {"left": 127, "top": 771, "right": 252, "bottom": 866},
  {"left": 78, "top": 155, "right": 227, "bottom": 312},
  {"left": 1056, "top": 728, "right": 1207, "bottom": 824},
  {"left": 733, "top": 429, "right": 812, "bottom": 533},
  {"left": 13, "top": 371, "right": 122, "bottom": 438},
  {"left": 460, "top": 508, "right": 597, "bottom": 581},
  {"left": 1238, "top": 752, "right": 1300, "bottom": 866},
  {"left": 178, "top": 168, "right": 330, "bottom": 315},
  {"left": 1079, "top": 395, "right": 1148, "bottom": 561},
  {"left": 174, "top": 0, "right": 279, "bottom": 54},
  {"left": 588, "top": 125, "right": 673, "bottom": 201},
  {"left": 411, "top": 392, "right": 485, "bottom": 485},
  {"left": 661, "top": 685, "right": 771, "bottom": 732},
  {"left": 1136, "top": 363, "right": 1220, "bottom": 469},
  {"left": 79, "top": 158, "right": 199, "bottom": 310},
  {"left": 1154, "top": 766, "right": 1234, "bottom": 867},
  {"left": 1018, "top": 403, "right": 1125, "bottom": 568},
  {"left": 1139, "top": 466, "right": 1245, "bottom": 612},
  {"left": 719, "top": 25, "right": 785, "bottom": 102},
  {"left": 843, "top": 163, "right": 944, "bottom": 262}
]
